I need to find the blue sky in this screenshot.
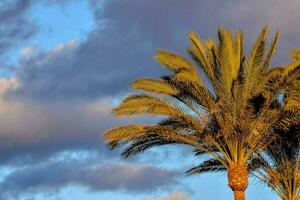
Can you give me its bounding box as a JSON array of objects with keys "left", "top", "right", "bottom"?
[
  {"left": 5, "top": 1, "right": 94, "bottom": 65},
  {"left": 0, "top": 0, "right": 299, "bottom": 200}
]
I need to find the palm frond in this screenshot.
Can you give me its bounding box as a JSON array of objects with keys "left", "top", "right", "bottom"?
[
  {"left": 103, "top": 124, "right": 201, "bottom": 151},
  {"left": 188, "top": 32, "right": 213, "bottom": 81},
  {"left": 186, "top": 158, "right": 226, "bottom": 175},
  {"left": 121, "top": 134, "right": 177, "bottom": 158},
  {"left": 262, "top": 30, "right": 280, "bottom": 71},
  {"left": 131, "top": 78, "right": 179, "bottom": 96},
  {"left": 290, "top": 48, "right": 300, "bottom": 60},
  {"left": 243, "top": 26, "right": 269, "bottom": 98}
]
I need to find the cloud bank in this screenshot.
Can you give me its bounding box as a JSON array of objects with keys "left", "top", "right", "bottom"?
[{"left": 1, "top": 160, "right": 180, "bottom": 199}]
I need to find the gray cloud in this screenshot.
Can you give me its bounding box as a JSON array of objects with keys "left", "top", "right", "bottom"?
[
  {"left": 0, "top": 0, "right": 37, "bottom": 58},
  {"left": 11, "top": 24, "right": 160, "bottom": 101},
  {"left": 0, "top": 78, "right": 157, "bottom": 166},
  {"left": 0, "top": 0, "right": 30, "bottom": 20},
  {"left": 0, "top": 78, "right": 120, "bottom": 165},
  {"left": 0, "top": 160, "right": 180, "bottom": 199},
  {"left": 10, "top": 0, "right": 300, "bottom": 102}
]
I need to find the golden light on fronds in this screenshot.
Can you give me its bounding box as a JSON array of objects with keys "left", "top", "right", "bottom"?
[
  {"left": 243, "top": 26, "right": 269, "bottom": 97},
  {"left": 155, "top": 49, "right": 204, "bottom": 86},
  {"left": 155, "top": 49, "right": 196, "bottom": 72},
  {"left": 290, "top": 48, "right": 300, "bottom": 60},
  {"left": 218, "top": 27, "right": 242, "bottom": 85},
  {"left": 112, "top": 94, "right": 181, "bottom": 116},
  {"left": 103, "top": 124, "right": 146, "bottom": 143},
  {"left": 265, "top": 160, "right": 300, "bottom": 200},
  {"left": 285, "top": 99, "right": 300, "bottom": 111},
  {"left": 131, "top": 78, "right": 179, "bottom": 96},
  {"left": 102, "top": 26, "right": 300, "bottom": 200},
  {"left": 283, "top": 60, "right": 300, "bottom": 75},
  {"left": 262, "top": 31, "right": 280, "bottom": 70},
  {"left": 188, "top": 31, "right": 211, "bottom": 77}
]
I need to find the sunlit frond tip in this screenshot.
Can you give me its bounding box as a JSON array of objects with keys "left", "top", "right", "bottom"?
[{"left": 290, "top": 48, "right": 300, "bottom": 60}]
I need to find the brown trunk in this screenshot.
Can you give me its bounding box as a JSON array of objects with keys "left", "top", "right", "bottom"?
[
  {"left": 233, "top": 190, "right": 245, "bottom": 200},
  {"left": 228, "top": 165, "right": 248, "bottom": 200}
]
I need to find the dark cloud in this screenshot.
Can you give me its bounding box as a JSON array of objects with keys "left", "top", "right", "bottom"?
[
  {"left": 0, "top": 0, "right": 30, "bottom": 21},
  {"left": 0, "top": 87, "right": 117, "bottom": 165},
  {"left": 0, "top": 78, "right": 155, "bottom": 165},
  {"left": 10, "top": 0, "right": 300, "bottom": 102},
  {"left": 0, "top": 160, "right": 180, "bottom": 199},
  {"left": 10, "top": 23, "right": 160, "bottom": 101},
  {"left": 0, "top": 0, "right": 37, "bottom": 57}
]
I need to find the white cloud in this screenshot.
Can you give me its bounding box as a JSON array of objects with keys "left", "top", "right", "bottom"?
[{"left": 20, "top": 45, "right": 39, "bottom": 60}]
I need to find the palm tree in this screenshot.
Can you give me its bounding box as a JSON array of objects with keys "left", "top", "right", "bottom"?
[
  {"left": 187, "top": 49, "right": 300, "bottom": 199},
  {"left": 102, "top": 27, "right": 300, "bottom": 200},
  {"left": 253, "top": 124, "right": 299, "bottom": 200},
  {"left": 251, "top": 50, "right": 300, "bottom": 200},
  {"left": 189, "top": 124, "right": 300, "bottom": 200}
]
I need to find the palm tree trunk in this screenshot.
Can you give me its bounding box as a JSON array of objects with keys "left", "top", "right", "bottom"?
[
  {"left": 228, "top": 165, "right": 248, "bottom": 200},
  {"left": 233, "top": 190, "right": 245, "bottom": 200}
]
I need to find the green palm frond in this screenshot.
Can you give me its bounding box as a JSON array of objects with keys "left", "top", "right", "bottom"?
[
  {"left": 186, "top": 158, "right": 226, "bottom": 175},
  {"left": 120, "top": 134, "right": 178, "bottom": 158},
  {"left": 104, "top": 124, "right": 201, "bottom": 150}
]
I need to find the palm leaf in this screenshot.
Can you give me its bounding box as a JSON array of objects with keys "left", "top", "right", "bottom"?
[
  {"left": 186, "top": 158, "right": 226, "bottom": 175},
  {"left": 290, "top": 48, "right": 300, "bottom": 60}
]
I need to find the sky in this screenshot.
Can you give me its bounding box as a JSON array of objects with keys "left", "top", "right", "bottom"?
[{"left": 0, "top": 0, "right": 299, "bottom": 199}]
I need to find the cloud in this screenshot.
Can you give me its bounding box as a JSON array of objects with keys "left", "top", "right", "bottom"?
[
  {"left": 0, "top": 0, "right": 37, "bottom": 58},
  {"left": 218, "top": 0, "right": 300, "bottom": 64},
  {"left": 145, "top": 192, "right": 189, "bottom": 200},
  {"left": 0, "top": 75, "right": 156, "bottom": 166},
  {"left": 10, "top": 24, "right": 160, "bottom": 101},
  {"left": 0, "top": 77, "right": 120, "bottom": 165},
  {"left": 9, "top": 0, "right": 300, "bottom": 102},
  {"left": 2, "top": 0, "right": 299, "bottom": 171},
  {"left": 0, "top": 160, "right": 180, "bottom": 199},
  {"left": 0, "top": 0, "right": 29, "bottom": 20},
  {"left": 0, "top": 76, "right": 185, "bottom": 198}
]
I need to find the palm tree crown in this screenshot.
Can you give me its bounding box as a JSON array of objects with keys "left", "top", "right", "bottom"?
[
  {"left": 102, "top": 27, "right": 300, "bottom": 200},
  {"left": 252, "top": 49, "right": 300, "bottom": 200}
]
